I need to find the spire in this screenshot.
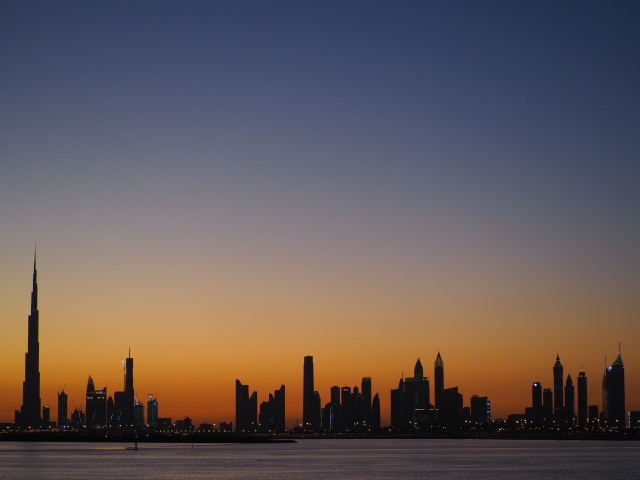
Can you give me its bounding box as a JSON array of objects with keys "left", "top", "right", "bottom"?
[{"left": 435, "top": 351, "right": 443, "bottom": 367}]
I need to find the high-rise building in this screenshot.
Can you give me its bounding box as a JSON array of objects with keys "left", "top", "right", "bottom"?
[
  {"left": 542, "top": 388, "right": 553, "bottom": 422},
  {"left": 258, "top": 385, "right": 285, "bottom": 432},
  {"left": 588, "top": 405, "right": 599, "bottom": 427},
  {"left": 57, "top": 389, "right": 68, "bottom": 428},
  {"left": 553, "top": 355, "right": 564, "bottom": 422},
  {"left": 532, "top": 382, "right": 542, "bottom": 409},
  {"left": 434, "top": 352, "right": 444, "bottom": 411},
  {"left": 577, "top": 369, "right": 588, "bottom": 428},
  {"left": 134, "top": 401, "right": 145, "bottom": 427},
  {"left": 362, "top": 377, "right": 372, "bottom": 427},
  {"left": 564, "top": 375, "right": 575, "bottom": 426},
  {"left": 330, "top": 386, "right": 341, "bottom": 405},
  {"left": 341, "top": 386, "right": 353, "bottom": 427},
  {"left": 470, "top": 396, "right": 491, "bottom": 425},
  {"left": 85, "top": 376, "right": 107, "bottom": 428},
  {"left": 20, "top": 252, "right": 41, "bottom": 428},
  {"left": 147, "top": 396, "right": 158, "bottom": 429},
  {"left": 42, "top": 405, "right": 50, "bottom": 427},
  {"left": 439, "top": 387, "right": 463, "bottom": 427},
  {"left": 391, "top": 359, "right": 432, "bottom": 429},
  {"left": 603, "top": 348, "right": 625, "bottom": 427},
  {"left": 371, "top": 393, "right": 381, "bottom": 430},
  {"left": 71, "top": 408, "right": 85, "bottom": 429},
  {"left": 303, "top": 356, "right": 320, "bottom": 430},
  {"left": 235, "top": 379, "right": 257, "bottom": 432},
  {"left": 124, "top": 351, "right": 134, "bottom": 426}
]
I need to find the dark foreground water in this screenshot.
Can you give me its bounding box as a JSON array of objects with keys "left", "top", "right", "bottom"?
[{"left": 0, "top": 439, "right": 639, "bottom": 479}]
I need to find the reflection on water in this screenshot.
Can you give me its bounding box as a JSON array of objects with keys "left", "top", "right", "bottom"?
[{"left": 0, "top": 439, "right": 638, "bottom": 479}]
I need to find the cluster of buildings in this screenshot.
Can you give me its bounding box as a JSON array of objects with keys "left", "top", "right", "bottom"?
[
  {"left": 508, "top": 352, "right": 628, "bottom": 429},
  {"left": 6, "top": 254, "right": 639, "bottom": 434},
  {"left": 390, "top": 354, "right": 490, "bottom": 429}
]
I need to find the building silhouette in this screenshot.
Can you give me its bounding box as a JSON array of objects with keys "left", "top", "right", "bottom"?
[
  {"left": 20, "top": 252, "right": 41, "bottom": 428},
  {"left": 542, "top": 388, "right": 553, "bottom": 422},
  {"left": 553, "top": 355, "right": 564, "bottom": 422},
  {"left": 259, "top": 385, "right": 285, "bottom": 432},
  {"left": 577, "top": 369, "right": 587, "bottom": 428},
  {"left": 57, "top": 389, "right": 68, "bottom": 428},
  {"left": 42, "top": 405, "right": 50, "bottom": 427},
  {"left": 564, "top": 374, "right": 575, "bottom": 426},
  {"left": 362, "top": 377, "right": 372, "bottom": 427},
  {"left": 85, "top": 376, "right": 107, "bottom": 428},
  {"left": 134, "top": 400, "right": 145, "bottom": 427},
  {"left": 71, "top": 407, "right": 84, "bottom": 429},
  {"left": 470, "top": 396, "right": 490, "bottom": 425},
  {"left": 391, "top": 359, "right": 433, "bottom": 429},
  {"left": 603, "top": 348, "right": 625, "bottom": 427},
  {"left": 371, "top": 393, "right": 381, "bottom": 429},
  {"left": 439, "top": 387, "right": 463, "bottom": 426},
  {"left": 434, "top": 352, "right": 444, "bottom": 411},
  {"left": 303, "top": 356, "right": 320, "bottom": 430},
  {"left": 147, "top": 396, "right": 158, "bottom": 429},
  {"left": 330, "top": 385, "right": 340, "bottom": 405},
  {"left": 530, "top": 382, "right": 543, "bottom": 425},
  {"left": 235, "top": 379, "right": 257, "bottom": 432},
  {"left": 321, "top": 401, "right": 342, "bottom": 431}
]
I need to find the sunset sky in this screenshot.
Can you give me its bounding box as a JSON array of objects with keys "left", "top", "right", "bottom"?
[{"left": 1, "top": 1, "right": 639, "bottom": 427}]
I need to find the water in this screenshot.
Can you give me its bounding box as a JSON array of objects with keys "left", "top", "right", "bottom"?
[{"left": 0, "top": 439, "right": 638, "bottom": 479}]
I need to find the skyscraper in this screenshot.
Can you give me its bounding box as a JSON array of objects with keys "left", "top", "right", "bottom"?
[
  {"left": 20, "top": 252, "right": 41, "bottom": 428},
  {"left": 134, "top": 401, "right": 145, "bottom": 427},
  {"left": 532, "top": 382, "right": 542, "bottom": 410},
  {"left": 434, "top": 352, "right": 444, "bottom": 411},
  {"left": 147, "top": 396, "right": 158, "bottom": 429},
  {"left": 362, "top": 377, "right": 372, "bottom": 427},
  {"left": 543, "top": 388, "right": 553, "bottom": 422},
  {"left": 603, "top": 348, "right": 625, "bottom": 427},
  {"left": 330, "top": 386, "right": 341, "bottom": 405},
  {"left": 564, "top": 375, "right": 575, "bottom": 426},
  {"left": 553, "top": 355, "right": 564, "bottom": 422},
  {"left": 85, "top": 376, "right": 107, "bottom": 428},
  {"left": 303, "top": 356, "right": 319, "bottom": 430},
  {"left": 371, "top": 393, "right": 381, "bottom": 430},
  {"left": 42, "top": 405, "right": 50, "bottom": 427},
  {"left": 259, "top": 385, "right": 285, "bottom": 432},
  {"left": 57, "top": 389, "right": 68, "bottom": 428},
  {"left": 124, "top": 350, "right": 134, "bottom": 426},
  {"left": 577, "top": 369, "right": 588, "bottom": 428},
  {"left": 470, "top": 396, "right": 491, "bottom": 425},
  {"left": 235, "top": 379, "right": 257, "bottom": 432}
]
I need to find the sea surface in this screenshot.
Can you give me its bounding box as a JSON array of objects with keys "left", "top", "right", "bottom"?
[{"left": 0, "top": 439, "right": 638, "bottom": 479}]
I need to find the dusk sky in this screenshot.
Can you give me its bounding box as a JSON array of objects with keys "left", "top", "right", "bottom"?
[{"left": 1, "top": 1, "right": 639, "bottom": 426}]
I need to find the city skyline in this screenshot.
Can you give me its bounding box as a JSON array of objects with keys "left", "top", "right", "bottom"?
[
  {"left": 1, "top": 2, "right": 639, "bottom": 428},
  {"left": 1, "top": 254, "right": 635, "bottom": 429}
]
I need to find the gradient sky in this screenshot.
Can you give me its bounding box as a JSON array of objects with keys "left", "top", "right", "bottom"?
[{"left": 1, "top": 1, "right": 639, "bottom": 427}]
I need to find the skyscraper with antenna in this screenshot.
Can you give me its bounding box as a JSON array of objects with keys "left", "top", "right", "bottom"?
[{"left": 20, "top": 249, "right": 41, "bottom": 428}]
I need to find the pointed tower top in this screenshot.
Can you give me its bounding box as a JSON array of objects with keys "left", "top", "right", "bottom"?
[
  {"left": 34, "top": 244, "right": 36, "bottom": 267},
  {"left": 414, "top": 358, "right": 424, "bottom": 378},
  {"left": 435, "top": 351, "right": 444, "bottom": 367}
]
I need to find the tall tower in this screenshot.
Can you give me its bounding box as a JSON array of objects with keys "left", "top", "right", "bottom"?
[
  {"left": 20, "top": 251, "right": 41, "bottom": 428},
  {"left": 58, "top": 389, "right": 68, "bottom": 428},
  {"left": 434, "top": 352, "right": 444, "bottom": 410},
  {"left": 577, "top": 369, "right": 587, "bottom": 428},
  {"left": 606, "top": 347, "right": 625, "bottom": 427},
  {"left": 124, "top": 349, "right": 134, "bottom": 426},
  {"left": 564, "top": 374, "right": 575, "bottom": 426},
  {"left": 303, "top": 356, "right": 315, "bottom": 430},
  {"left": 553, "top": 355, "right": 564, "bottom": 422},
  {"left": 362, "top": 377, "right": 372, "bottom": 427}
]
